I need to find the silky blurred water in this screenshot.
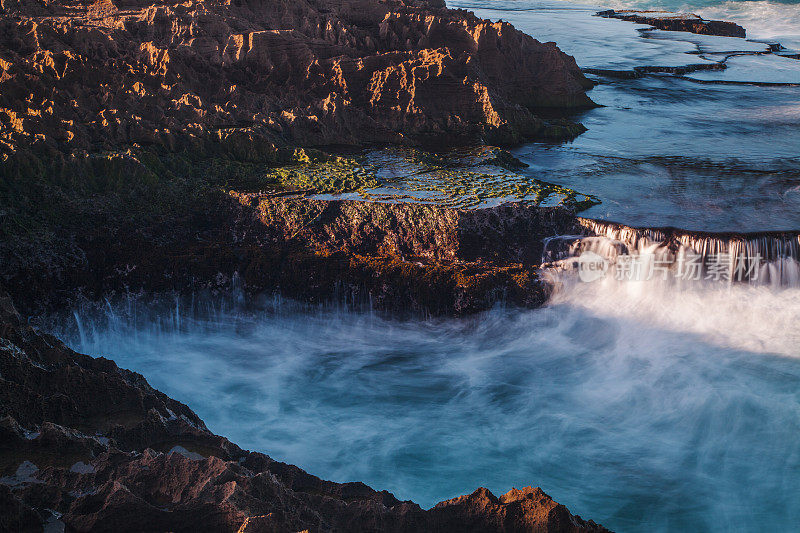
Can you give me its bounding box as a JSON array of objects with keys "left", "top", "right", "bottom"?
[
  {"left": 49, "top": 276, "right": 800, "bottom": 532},
  {"left": 41, "top": 2, "right": 800, "bottom": 532}
]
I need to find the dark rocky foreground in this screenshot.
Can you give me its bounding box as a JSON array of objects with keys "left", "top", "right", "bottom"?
[
  {"left": 597, "top": 9, "right": 746, "bottom": 38},
  {"left": 0, "top": 201, "right": 610, "bottom": 532}
]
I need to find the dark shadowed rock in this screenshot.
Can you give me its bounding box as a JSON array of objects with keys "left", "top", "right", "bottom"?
[{"left": 6, "top": 195, "right": 582, "bottom": 317}]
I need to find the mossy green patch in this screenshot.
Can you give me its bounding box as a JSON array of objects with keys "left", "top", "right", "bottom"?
[
  {"left": 266, "top": 157, "right": 379, "bottom": 194},
  {"left": 254, "top": 146, "right": 599, "bottom": 211}
]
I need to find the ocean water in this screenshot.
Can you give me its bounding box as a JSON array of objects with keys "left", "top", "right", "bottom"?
[
  {"left": 448, "top": 0, "right": 800, "bottom": 231},
  {"left": 43, "top": 2, "right": 800, "bottom": 531},
  {"left": 620, "top": 0, "right": 800, "bottom": 50},
  {"left": 469, "top": 0, "right": 800, "bottom": 50},
  {"left": 55, "top": 271, "right": 800, "bottom": 532}
]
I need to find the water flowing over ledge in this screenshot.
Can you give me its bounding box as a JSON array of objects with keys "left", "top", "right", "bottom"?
[
  {"left": 544, "top": 217, "right": 800, "bottom": 287},
  {"left": 44, "top": 238, "right": 800, "bottom": 531}
]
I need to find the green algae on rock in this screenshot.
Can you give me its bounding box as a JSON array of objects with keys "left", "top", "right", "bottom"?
[
  {"left": 361, "top": 167, "right": 598, "bottom": 210},
  {"left": 234, "top": 146, "right": 599, "bottom": 211},
  {"left": 267, "top": 156, "right": 380, "bottom": 194},
  {"left": 296, "top": 147, "right": 601, "bottom": 211}
]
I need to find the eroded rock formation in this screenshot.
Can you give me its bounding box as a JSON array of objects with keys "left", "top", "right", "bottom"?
[
  {"left": 0, "top": 0, "right": 594, "bottom": 168},
  {"left": 0, "top": 287, "right": 610, "bottom": 532},
  {"left": 0, "top": 2, "right": 608, "bottom": 528}
]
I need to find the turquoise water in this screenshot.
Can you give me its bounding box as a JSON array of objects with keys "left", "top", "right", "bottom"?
[{"left": 56, "top": 277, "right": 800, "bottom": 532}]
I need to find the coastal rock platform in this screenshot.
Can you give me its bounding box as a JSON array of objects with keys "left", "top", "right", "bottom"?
[{"left": 4, "top": 193, "right": 582, "bottom": 317}]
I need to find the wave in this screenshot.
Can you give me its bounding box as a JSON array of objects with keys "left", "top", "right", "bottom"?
[
  {"left": 46, "top": 274, "right": 800, "bottom": 531},
  {"left": 548, "top": 262, "right": 800, "bottom": 357}
]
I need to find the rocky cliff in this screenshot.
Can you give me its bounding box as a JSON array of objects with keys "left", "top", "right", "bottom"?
[
  {"left": 0, "top": 0, "right": 595, "bottom": 295},
  {"left": 0, "top": 288, "right": 610, "bottom": 532},
  {"left": 0, "top": 0, "right": 594, "bottom": 168}
]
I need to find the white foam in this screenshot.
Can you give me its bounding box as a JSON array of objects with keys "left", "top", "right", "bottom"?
[
  {"left": 619, "top": 10, "right": 701, "bottom": 18},
  {"left": 578, "top": 0, "right": 800, "bottom": 51},
  {"left": 549, "top": 271, "right": 800, "bottom": 357}
]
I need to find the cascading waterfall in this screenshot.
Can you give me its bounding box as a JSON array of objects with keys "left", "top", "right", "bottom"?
[{"left": 543, "top": 218, "right": 800, "bottom": 287}]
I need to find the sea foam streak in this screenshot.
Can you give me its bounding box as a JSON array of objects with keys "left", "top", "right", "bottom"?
[
  {"left": 549, "top": 267, "right": 800, "bottom": 357},
  {"left": 601, "top": 0, "right": 800, "bottom": 50}
]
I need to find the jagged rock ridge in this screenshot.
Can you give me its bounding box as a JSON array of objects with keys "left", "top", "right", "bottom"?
[
  {"left": 597, "top": 9, "right": 746, "bottom": 38},
  {"left": 0, "top": 0, "right": 595, "bottom": 163}
]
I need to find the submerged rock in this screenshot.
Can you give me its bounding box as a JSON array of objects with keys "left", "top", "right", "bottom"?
[
  {"left": 0, "top": 286, "right": 610, "bottom": 532},
  {"left": 597, "top": 10, "right": 746, "bottom": 38}
]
